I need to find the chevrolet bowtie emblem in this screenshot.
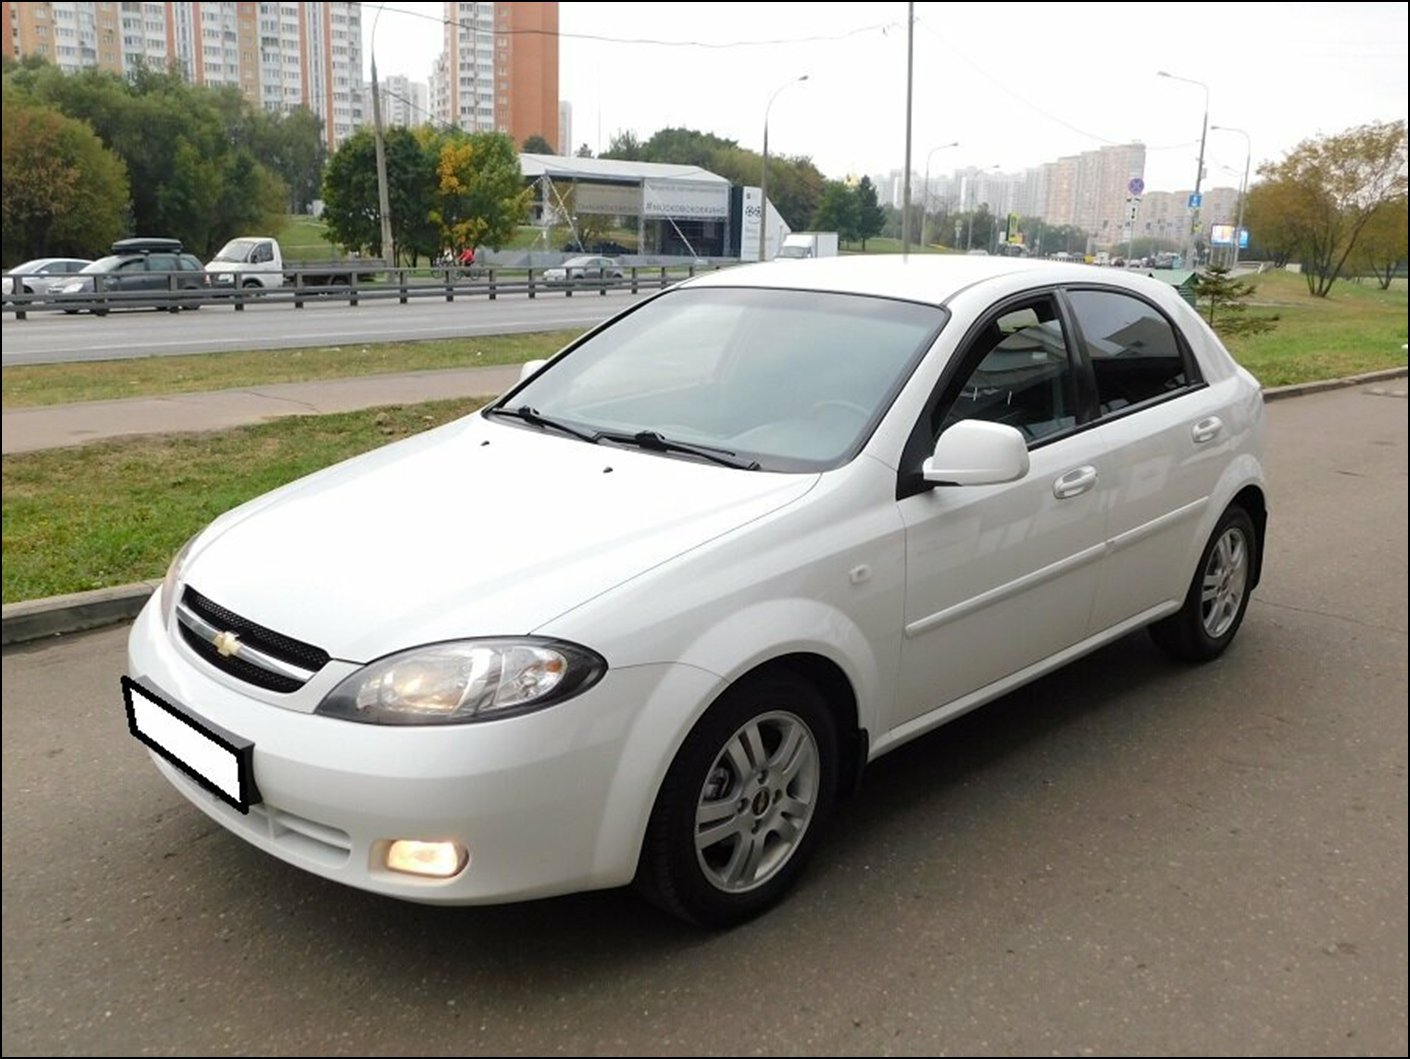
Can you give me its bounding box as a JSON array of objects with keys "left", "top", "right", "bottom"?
[{"left": 212, "top": 630, "right": 241, "bottom": 657}]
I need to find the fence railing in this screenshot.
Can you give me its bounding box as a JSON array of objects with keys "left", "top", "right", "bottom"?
[{"left": 1, "top": 263, "right": 725, "bottom": 319}]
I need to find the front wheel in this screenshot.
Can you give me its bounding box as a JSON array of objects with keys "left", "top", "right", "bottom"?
[
  {"left": 1150, "top": 504, "right": 1257, "bottom": 661},
  {"left": 636, "top": 671, "right": 838, "bottom": 927}
]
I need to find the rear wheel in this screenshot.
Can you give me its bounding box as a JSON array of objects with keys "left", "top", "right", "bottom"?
[
  {"left": 636, "top": 671, "right": 838, "bottom": 927},
  {"left": 1150, "top": 505, "right": 1257, "bottom": 661}
]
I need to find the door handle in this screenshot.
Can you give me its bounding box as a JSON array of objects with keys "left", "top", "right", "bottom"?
[
  {"left": 1192, "top": 416, "right": 1223, "bottom": 444},
  {"left": 1053, "top": 465, "right": 1098, "bottom": 499}
]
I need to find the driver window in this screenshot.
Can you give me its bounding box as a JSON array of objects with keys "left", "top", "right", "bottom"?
[{"left": 938, "top": 297, "right": 1077, "bottom": 444}]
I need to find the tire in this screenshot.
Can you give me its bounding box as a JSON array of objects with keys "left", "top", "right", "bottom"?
[
  {"left": 635, "top": 670, "right": 838, "bottom": 927},
  {"left": 1149, "top": 504, "right": 1257, "bottom": 662}
]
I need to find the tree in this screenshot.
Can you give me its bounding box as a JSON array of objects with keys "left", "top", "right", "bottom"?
[
  {"left": 812, "top": 180, "right": 859, "bottom": 242},
  {"left": 1194, "top": 265, "right": 1278, "bottom": 338},
  {"left": 429, "top": 131, "right": 532, "bottom": 254},
  {"left": 521, "top": 134, "right": 554, "bottom": 155},
  {"left": 602, "top": 130, "right": 643, "bottom": 160},
  {"left": 0, "top": 98, "right": 129, "bottom": 264},
  {"left": 322, "top": 127, "right": 437, "bottom": 263},
  {"left": 253, "top": 107, "right": 327, "bottom": 213},
  {"left": 855, "top": 176, "right": 885, "bottom": 249},
  {"left": 575, "top": 143, "right": 594, "bottom": 158},
  {"left": 1253, "top": 120, "right": 1407, "bottom": 296},
  {"left": 1354, "top": 195, "right": 1408, "bottom": 289}
]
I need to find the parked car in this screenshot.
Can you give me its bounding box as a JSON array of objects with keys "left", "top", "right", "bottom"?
[
  {"left": 2, "top": 257, "right": 92, "bottom": 296},
  {"left": 123, "top": 255, "right": 1267, "bottom": 927},
  {"left": 48, "top": 238, "right": 208, "bottom": 314},
  {"left": 542, "top": 255, "right": 624, "bottom": 285}
]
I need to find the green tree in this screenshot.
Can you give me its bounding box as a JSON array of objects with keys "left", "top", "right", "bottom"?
[
  {"left": 812, "top": 180, "right": 859, "bottom": 241},
  {"left": 0, "top": 98, "right": 129, "bottom": 264},
  {"left": 855, "top": 176, "right": 885, "bottom": 249},
  {"left": 429, "top": 131, "right": 532, "bottom": 253},
  {"left": 1353, "top": 194, "right": 1408, "bottom": 289},
  {"left": 321, "top": 126, "right": 440, "bottom": 265},
  {"left": 1253, "top": 119, "right": 1407, "bottom": 296},
  {"left": 602, "top": 130, "right": 644, "bottom": 160},
  {"left": 521, "top": 134, "right": 554, "bottom": 155},
  {"left": 575, "top": 143, "right": 595, "bottom": 158},
  {"left": 253, "top": 107, "right": 327, "bottom": 213},
  {"left": 1194, "top": 265, "right": 1278, "bottom": 337}
]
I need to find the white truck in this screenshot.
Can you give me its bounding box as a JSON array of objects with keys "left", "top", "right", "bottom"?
[
  {"left": 775, "top": 231, "right": 840, "bottom": 260},
  {"left": 205, "top": 236, "right": 376, "bottom": 290}
]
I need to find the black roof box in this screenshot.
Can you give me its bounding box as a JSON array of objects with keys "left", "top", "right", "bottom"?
[{"left": 111, "top": 237, "right": 183, "bottom": 254}]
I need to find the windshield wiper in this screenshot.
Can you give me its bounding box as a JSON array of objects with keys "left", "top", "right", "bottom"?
[
  {"left": 486, "top": 405, "right": 600, "bottom": 444},
  {"left": 599, "top": 430, "right": 761, "bottom": 470}
]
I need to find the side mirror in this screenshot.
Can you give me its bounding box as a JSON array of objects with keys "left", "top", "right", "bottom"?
[
  {"left": 922, "top": 420, "right": 1030, "bottom": 486},
  {"left": 518, "top": 359, "right": 548, "bottom": 383}
]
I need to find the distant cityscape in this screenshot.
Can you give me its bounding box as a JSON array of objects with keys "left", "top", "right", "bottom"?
[
  {"left": 4, "top": 1, "right": 1236, "bottom": 249},
  {"left": 872, "top": 144, "right": 1240, "bottom": 250}
]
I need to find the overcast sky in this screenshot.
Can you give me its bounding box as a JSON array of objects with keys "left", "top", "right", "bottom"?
[{"left": 364, "top": 1, "right": 1408, "bottom": 193}]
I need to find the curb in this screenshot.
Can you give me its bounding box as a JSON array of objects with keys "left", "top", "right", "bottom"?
[
  {"left": 2, "top": 580, "right": 160, "bottom": 647},
  {"left": 1260, "top": 365, "right": 1406, "bottom": 401},
  {"left": 4, "top": 366, "right": 1406, "bottom": 648}
]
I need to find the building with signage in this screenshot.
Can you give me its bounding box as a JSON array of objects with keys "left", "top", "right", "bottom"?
[{"left": 519, "top": 154, "right": 733, "bottom": 258}]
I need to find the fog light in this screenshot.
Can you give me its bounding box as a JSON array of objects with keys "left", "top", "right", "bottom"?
[{"left": 385, "top": 839, "right": 468, "bottom": 878}]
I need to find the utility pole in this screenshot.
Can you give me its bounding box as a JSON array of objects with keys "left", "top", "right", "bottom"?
[
  {"left": 900, "top": 2, "right": 915, "bottom": 255},
  {"left": 371, "top": 48, "right": 394, "bottom": 267}
]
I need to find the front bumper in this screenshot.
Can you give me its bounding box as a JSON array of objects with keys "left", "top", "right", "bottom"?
[{"left": 125, "top": 593, "right": 722, "bottom": 905}]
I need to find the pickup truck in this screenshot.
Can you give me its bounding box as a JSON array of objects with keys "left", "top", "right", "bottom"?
[{"left": 205, "top": 237, "right": 379, "bottom": 290}]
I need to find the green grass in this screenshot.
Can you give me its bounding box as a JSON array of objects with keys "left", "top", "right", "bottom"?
[
  {"left": 1211, "top": 270, "right": 1407, "bottom": 386},
  {"left": 1, "top": 331, "right": 583, "bottom": 408},
  {"left": 1, "top": 397, "right": 486, "bottom": 602},
  {"left": 279, "top": 214, "right": 343, "bottom": 259}
]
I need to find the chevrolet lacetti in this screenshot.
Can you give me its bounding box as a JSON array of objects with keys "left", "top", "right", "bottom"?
[{"left": 124, "top": 255, "right": 1268, "bottom": 927}]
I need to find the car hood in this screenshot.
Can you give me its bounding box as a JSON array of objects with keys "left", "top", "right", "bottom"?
[{"left": 181, "top": 414, "right": 817, "bottom": 662}]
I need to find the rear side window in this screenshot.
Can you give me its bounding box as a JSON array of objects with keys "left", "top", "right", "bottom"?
[{"left": 1066, "top": 290, "right": 1188, "bottom": 415}]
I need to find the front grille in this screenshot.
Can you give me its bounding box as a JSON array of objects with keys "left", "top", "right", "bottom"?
[{"left": 179, "top": 586, "right": 329, "bottom": 693}]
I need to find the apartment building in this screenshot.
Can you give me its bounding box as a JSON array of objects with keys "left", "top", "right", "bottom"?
[
  {"left": 432, "top": 1, "right": 558, "bottom": 149},
  {"left": 2, "top": 1, "right": 365, "bottom": 149}
]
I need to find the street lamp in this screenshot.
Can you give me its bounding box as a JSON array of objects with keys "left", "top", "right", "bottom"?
[
  {"left": 1158, "top": 70, "right": 1209, "bottom": 268},
  {"left": 921, "top": 141, "right": 959, "bottom": 247},
  {"left": 1212, "top": 125, "right": 1251, "bottom": 269},
  {"left": 369, "top": 5, "right": 394, "bottom": 267},
  {"left": 759, "top": 74, "right": 808, "bottom": 261}
]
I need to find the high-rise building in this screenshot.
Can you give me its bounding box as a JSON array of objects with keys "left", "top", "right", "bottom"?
[
  {"left": 433, "top": 2, "right": 558, "bottom": 149},
  {"left": 2, "top": 1, "right": 365, "bottom": 149},
  {"left": 377, "top": 74, "right": 429, "bottom": 128},
  {"left": 558, "top": 100, "right": 572, "bottom": 157}
]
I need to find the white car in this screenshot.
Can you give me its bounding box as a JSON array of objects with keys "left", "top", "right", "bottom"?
[
  {"left": 2, "top": 257, "right": 91, "bottom": 295},
  {"left": 124, "top": 256, "right": 1268, "bottom": 927},
  {"left": 541, "top": 255, "right": 624, "bottom": 285}
]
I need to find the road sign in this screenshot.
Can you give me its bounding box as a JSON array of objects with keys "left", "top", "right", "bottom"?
[
  {"left": 1128, "top": 177, "right": 1145, "bottom": 197},
  {"left": 1188, "top": 192, "right": 1202, "bottom": 209}
]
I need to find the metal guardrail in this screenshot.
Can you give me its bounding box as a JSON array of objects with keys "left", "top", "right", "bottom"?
[{"left": 1, "top": 264, "right": 723, "bottom": 319}]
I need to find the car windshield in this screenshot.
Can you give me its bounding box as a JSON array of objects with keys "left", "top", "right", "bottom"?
[
  {"left": 498, "top": 287, "right": 946, "bottom": 472},
  {"left": 211, "top": 239, "right": 259, "bottom": 263},
  {"left": 79, "top": 256, "right": 125, "bottom": 273}
]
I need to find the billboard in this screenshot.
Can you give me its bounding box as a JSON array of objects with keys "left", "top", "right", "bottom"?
[{"left": 1211, "top": 224, "right": 1250, "bottom": 248}]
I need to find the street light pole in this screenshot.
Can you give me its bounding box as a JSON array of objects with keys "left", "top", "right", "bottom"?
[
  {"left": 759, "top": 74, "right": 808, "bottom": 262},
  {"left": 921, "top": 141, "right": 959, "bottom": 247},
  {"left": 1212, "top": 125, "right": 1251, "bottom": 269},
  {"left": 900, "top": 1, "right": 916, "bottom": 255},
  {"left": 370, "top": 6, "right": 394, "bottom": 267},
  {"left": 1159, "top": 70, "right": 1209, "bottom": 269}
]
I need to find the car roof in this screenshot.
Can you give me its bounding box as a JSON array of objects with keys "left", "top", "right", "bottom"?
[
  {"left": 9, "top": 258, "right": 89, "bottom": 272},
  {"left": 681, "top": 254, "right": 1158, "bottom": 307}
]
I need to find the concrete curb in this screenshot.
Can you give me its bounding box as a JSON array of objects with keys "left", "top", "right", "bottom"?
[
  {"left": 4, "top": 366, "right": 1406, "bottom": 648},
  {"left": 1260, "top": 365, "right": 1406, "bottom": 401},
  {"left": 2, "top": 580, "right": 160, "bottom": 647}
]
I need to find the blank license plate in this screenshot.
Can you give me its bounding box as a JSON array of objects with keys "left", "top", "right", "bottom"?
[{"left": 122, "top": 676, "right": 259, "bottom": 813}]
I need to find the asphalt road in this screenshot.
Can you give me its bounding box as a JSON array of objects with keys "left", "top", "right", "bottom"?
[
  {"left": 2, "top": 385, "right": 1406, "bottom": 1056},
  {"left": 0, "top": 287, "right": 653, "bottom": 365}
]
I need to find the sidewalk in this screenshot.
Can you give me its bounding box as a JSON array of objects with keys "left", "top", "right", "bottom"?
[{"left": 1, "top": 363, "right": 523, "bottom": 455}]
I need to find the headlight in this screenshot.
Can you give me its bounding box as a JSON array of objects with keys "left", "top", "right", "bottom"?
[
  {"left": 159, "top": 534, "right": 198, "bottom": 628},
  {"left": 316, "top": 639, "right": 607, "bottom": 725}
]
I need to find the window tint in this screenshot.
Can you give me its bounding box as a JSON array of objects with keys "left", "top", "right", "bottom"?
[
  {"left": 940, "top": 298, "right": 1077, "bottom": 443},
  {"left": 1067, "top": 289, "right": 1187, "bottom": 415}
]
